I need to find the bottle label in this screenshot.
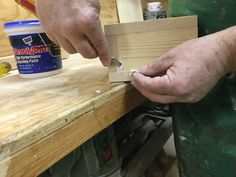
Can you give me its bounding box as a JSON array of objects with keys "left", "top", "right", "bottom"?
[{"left": 9, "top": 33, "right": 62, "bottom": 74}]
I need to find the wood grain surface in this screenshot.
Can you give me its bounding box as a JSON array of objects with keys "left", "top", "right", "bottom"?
[
  {"left": 105, "top": 16, "right": 198, "bottom": 82},
  {"left": 116, "top": 0, "right": 144, "bottom": 23},
  {"left": 0, "top": 54, "right": 145, "bottom": 177},
  {"left": 100, "top": 0, "right": 119, "bottom": 27},
  {"left": 0, "top": 84, "right": 144, "bottom": 177},
  {"left": 0, "top": 0, "right": 118, "bottom": 58}
]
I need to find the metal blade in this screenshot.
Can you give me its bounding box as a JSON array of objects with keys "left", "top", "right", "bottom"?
[{"left": 111, "top": 57, "right": 122, "bottom": 67}]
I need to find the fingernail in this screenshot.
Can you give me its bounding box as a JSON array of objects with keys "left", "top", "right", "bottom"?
[
  {"left": 101, "top": 60, "right": 110, "bottom": 66},
  {"left": 129, "top": 69, "right": 138, "bottom": 77}
]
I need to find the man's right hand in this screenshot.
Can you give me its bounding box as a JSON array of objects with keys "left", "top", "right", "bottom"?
[{"left": 36, "top": 0, "right": 111, "bottom": 66}]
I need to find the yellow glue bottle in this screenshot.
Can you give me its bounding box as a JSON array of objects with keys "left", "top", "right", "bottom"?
[{"left": 0, "top": 62, "right": 12, "bottom": 77}]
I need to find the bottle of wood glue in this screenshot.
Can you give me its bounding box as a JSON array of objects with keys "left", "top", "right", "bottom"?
[
  {"left": 12, "top": 1, "right": 63, "bottom": 78},
  {"left": 4, "top": 20, "right": 62, "bottom": 79},
  {"left": 144, "top": 2, "right": 167, "bottom": 20}
]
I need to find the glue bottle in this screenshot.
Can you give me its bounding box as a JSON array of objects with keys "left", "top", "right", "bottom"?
[
  {"left": 144, "top": 2, "right": 167, "bottom": 20},
  {"left": 4, "top": 20, "right": 62, "bottom": 79},
  {"left": 0, "top": 62, "right": 12, "bottom": 77}
]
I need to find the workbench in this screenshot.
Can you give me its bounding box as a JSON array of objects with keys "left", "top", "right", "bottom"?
[{"left": 0, "top": 54, "right": 146, "bottom": 177}]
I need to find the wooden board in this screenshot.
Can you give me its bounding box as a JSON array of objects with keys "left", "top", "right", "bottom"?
[
  {"left": 0, "top": 0, "right": 118, "bottom": 58},
  {"left": 116, "top": 0, "right": 144, "bottom": 23},
  {"left": 0, "top": 54, "right": 146, "bottom": 177},
  {"left": 105, "top": 16, "right": 198, "bottom": 82},
  {"left": 99, "top": 0, "right": 119, "bottom": 27}
]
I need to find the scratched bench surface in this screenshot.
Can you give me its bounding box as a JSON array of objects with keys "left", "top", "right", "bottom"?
[{"left": 0, "top": 54, "right": 128, "bottom": 160}]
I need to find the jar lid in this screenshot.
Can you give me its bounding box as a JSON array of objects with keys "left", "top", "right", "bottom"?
[
  {"left": 4, "top": 20, "right": 40, "bottom": 29},
  {"left": 147, "top": 2, "right": 162, "bottom": 12},
  {"left": 148, "top": 2, "right": 161, "bottom": 6}
]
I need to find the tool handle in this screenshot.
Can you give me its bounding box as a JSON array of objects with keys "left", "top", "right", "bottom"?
[{"left": 15, "top": 0, "right": 37, "bottom": 16}]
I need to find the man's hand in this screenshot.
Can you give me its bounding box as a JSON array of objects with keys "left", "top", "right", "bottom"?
[
  {"left": 36, "top": 0, "right": 111, "bottom": 66},
  {"left": 131, "top": 29, "right": 235, "bottom": 104}
]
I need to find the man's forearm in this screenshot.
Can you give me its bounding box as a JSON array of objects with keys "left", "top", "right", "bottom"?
[{"left": 217, "top": 26, "right": 236, "bottom": 73}]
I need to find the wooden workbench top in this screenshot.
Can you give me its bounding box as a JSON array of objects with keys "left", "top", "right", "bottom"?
[{"left": 0, "top": 54, "right": 145, "bottom": 177}]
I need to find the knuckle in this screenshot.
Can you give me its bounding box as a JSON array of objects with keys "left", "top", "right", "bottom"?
[
  {"left": 78, "top": 11, "right": 99, "bottom": 30},
  {"left": 94, "top": 38, "right": 107, "bottom": 49},
  {"left": 60, "top": 19, "right": 73, "bottom": 34}
]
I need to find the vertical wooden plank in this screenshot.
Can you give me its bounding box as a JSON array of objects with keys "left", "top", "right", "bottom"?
[
  {"left": 116, "top": 0, "right": 144, "bottom": 23},
  {"left": 100, "top": 0, "right": 119, "bottom": 26}
]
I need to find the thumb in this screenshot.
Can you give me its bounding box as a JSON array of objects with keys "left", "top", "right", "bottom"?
[{"left": 139, "top": 55, "right": 173, "bottom": 76}]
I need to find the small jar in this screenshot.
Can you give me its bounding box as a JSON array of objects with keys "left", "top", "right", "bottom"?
[
  {"left": 4, "top": 20, "right": 62, "bottom": 79},
  {"left": 144, "top": 2, "right": 167, "bottom": 20}
]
